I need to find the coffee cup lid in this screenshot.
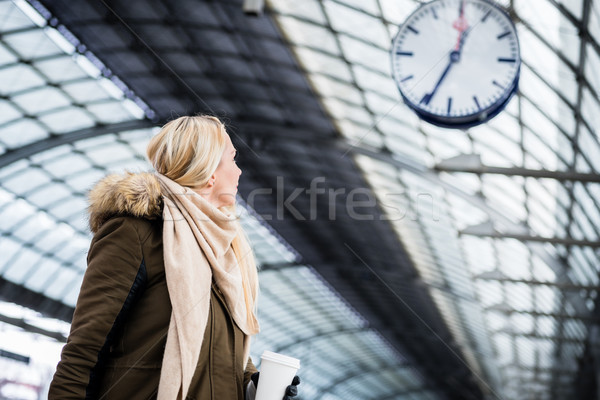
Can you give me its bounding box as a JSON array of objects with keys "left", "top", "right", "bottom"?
[{"left": 261, "top": 350, "right": 301, "bottom": 369}]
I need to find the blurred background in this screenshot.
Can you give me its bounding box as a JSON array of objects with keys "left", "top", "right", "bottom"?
[{"left": 0, "top": 0, "right": 599, "bottom": 399}]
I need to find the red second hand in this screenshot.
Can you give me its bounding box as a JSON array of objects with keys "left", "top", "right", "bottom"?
[{"left": 452, "top": 0, "right": 469, "bottom": 51}]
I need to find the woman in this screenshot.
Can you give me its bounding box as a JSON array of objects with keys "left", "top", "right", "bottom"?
[{"left": 49, "top": 116, "right": 299, "bottom": 399}]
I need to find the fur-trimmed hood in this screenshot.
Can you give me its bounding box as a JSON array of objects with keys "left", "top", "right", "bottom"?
[{"left": 88, "top": 172, "right": 163, "bottom": 233}]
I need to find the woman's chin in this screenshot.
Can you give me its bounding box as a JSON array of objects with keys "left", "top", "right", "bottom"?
[{"left": 218, "top": 193, "right": 237, "bottom": 206}]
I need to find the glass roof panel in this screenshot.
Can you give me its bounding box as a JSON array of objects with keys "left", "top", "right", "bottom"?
[
  {"left": 323, "top": 98, "right": 372, "bottom": 124},
  {"left": 23, "top": 257, "right": 59, "bottom": 291},
  {"left": 61, "top": 80, "right": 115, "bottom": 103},
  {"left": 86, "top": 100, "right": 140, "bottom": 124},
  {"left": 337, "top": 0, "right": 380, "bottom": 15},
  {"left": 337, "top": 119, "right": 383, "bottom": 149},
  {"left": 272, "top": 0, "right": 327, "bottom": 24},
  {"left": 363, "top": 91, "right": 397, "bottom": 115},
  {"left": 11, "top": 212, "right": 49, "bottom": 242},
  {"left": 560, "top": 0, "right": 583, "bottom": 20},
  {"left": 518, "top": 27, "right": 578, "bottom": 106},
  {"left": 33, "top": 56, "right": 91, "bottom": 83},
  {"left": 0, "top": 41, "right": 18, "bottom": 64},
  {"left": 43, "top": 267, "right": 79, "bottom": 301},
  {"left": 308, "top": 74, "right": 363, "bottom": 104},
  {"left": 324, "top": 1, "right": 389, "bottom": 47},
  {"left": 0, "top": 99, "right": 22, "bottom": 125},
  {"left": 380, "top": 119, "right": 425, "bottom": 152},
  {"left": 3, "top": 247, "right": 41, "bottom": 283},
  {"left": 276, "top": 15, "right": 340, "bottom": 55},
  {"left": 294, "top": 47, "right": 353, "bottom": 82},
  {"left": 2, "top": 167, "right": 51, "bottom": 195},
  {"left": 42, "top": 154, "right": 91, "bottom": 178},
  {"left": 338, "top": 34, "right": 389, "bottom": 74},
  {"left": 84, "top": 141, "right": 140, "bottom": 165},
  {"left": 12, "top": 86, "right": 72, "bottom": 115},
  {"left": 0, "top": 0, "right": 37, "bottom": 31},
  {"left": 45, "top": 194, "right": 85, "bottom": 220},
  {"left": 0, "top": 64, "right": 46, "bottom": 95},
  {"left": 4, "top": 29, "right": 62, "bottom": 59},
  {"left": 0, "top": 118, "right": 48, "bottom": 149},
  {"left": 515, "top": 0, "right": 580, "bottom": 64},
  {"left": 470, "top": 126, "right": 521, "bottom": 168},
  {"left": 353, "top": 64, "right": 399, "bottom": 100}
]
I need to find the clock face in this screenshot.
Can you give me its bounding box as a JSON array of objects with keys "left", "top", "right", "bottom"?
[{"left": 391, "top": 0, "right": 520, "bottom": 128}]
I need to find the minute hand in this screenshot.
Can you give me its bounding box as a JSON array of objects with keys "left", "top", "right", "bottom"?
[{"left": 420, "top": 51, "right": 458, "bottom": 106}]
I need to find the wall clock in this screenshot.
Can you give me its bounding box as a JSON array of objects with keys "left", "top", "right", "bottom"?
[{"left": 391, "top": 0, "right": 520, "bottom": 129}]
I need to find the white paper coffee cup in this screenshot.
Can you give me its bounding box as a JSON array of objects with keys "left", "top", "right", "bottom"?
[{"left": 255, "top": 350, "right": 300, "bottom": 400}]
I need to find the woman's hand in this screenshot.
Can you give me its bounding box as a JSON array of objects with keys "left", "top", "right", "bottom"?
[
  {"left": 283, "top": 375, "right": 300, "bottom": 399},
  {"left": 247, "top": 372, "right": 301, "bottom": 400}
]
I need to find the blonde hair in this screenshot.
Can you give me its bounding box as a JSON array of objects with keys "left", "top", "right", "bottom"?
[
  {"left": 148, "top": 115, "right": 259, "bottom": 326},
  {"left": 147, "top": 115, "right": 227, "bottom": 188}
]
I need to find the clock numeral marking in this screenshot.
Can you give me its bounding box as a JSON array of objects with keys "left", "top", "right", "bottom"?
[
  {"left": 407, "top": 25, "right": 419, "bottom": 34},
  {"left": 497, "top": 31, "right": 511, "bottom": 40},
  {"left": 497, "top": 57, "right": 516, "bottom": 63},
  {"left": 447, "top": 97, "right": 452, "bottom": 115},
  {"left": 492, "top": 80, "right": 504, "bottom": 89},
  {"left": 396, "top": 51, "right": 414, "bottom": 56},
  {"left": 481, "top": 9, "right": 492, "bottom": 22},
  {"left": 420, "top": 93, "right": 432, "bottom": 105},
  {"left": 473, "top": 96, "right": 481, "bottom": 110},
  {"left": 400, "top": 74, "right": 414, "bottom": 82}
]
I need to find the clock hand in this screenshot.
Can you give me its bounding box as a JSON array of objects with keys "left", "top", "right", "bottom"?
[
  {"left": 452, "top": 0, "right": 469, "bottom": 53},
  {"left": 420, "top": 50, "right": 459, "bottom": 105}
]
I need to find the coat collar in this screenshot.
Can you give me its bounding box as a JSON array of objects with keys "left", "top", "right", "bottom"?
[{"left": 88, "top": 172, "right": 163, "bottom": 233}]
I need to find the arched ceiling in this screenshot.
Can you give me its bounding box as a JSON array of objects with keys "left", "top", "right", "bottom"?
[{"left": 0, "top": 0, "right": 599, "bottom": 399}]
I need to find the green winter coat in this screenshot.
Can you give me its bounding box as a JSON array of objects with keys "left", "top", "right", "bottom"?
[{"left": 49, "top": 172, "right": 257, "bottom": 399}]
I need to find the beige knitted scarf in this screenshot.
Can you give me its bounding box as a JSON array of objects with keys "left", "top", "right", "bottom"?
[{"left": 156, "top": 174, "right": 260, "bottom": 400}]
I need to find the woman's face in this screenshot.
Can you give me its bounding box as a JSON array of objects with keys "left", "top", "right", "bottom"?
[{"left": 211, "top": 134, "right": 241, "bottom": 207}]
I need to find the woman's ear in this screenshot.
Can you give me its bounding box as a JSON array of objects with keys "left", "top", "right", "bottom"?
[{"left": 207, "top": 173, "right": 217, "bottom": 187}]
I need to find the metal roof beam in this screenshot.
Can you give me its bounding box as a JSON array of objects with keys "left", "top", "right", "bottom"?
[
  {"left": 435, "top": 154, "right": 600, "bottom": 183},
  {"left": 475, "top": 271, "right": 599, "bottom": 291},
  {"left": 0, "top": 313, "right": 66, "bottom": 342},
  {"left": 503, "top": 365, "right": 578, "bottom": 375},
  {"left": 484, "top": 303, "right": 598, "bottom": 323},
  {"left": 459, "top": 225, "right": 600, "bottom": 248},
  {"left": 0, "top": 277, "right": 74, "bottom": 322},
  {"left": 0, "top": 119, "right": 156, "bottom": 169},
  {"left": 491, "top": 329, "right": 583, "bottom": 344}
]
